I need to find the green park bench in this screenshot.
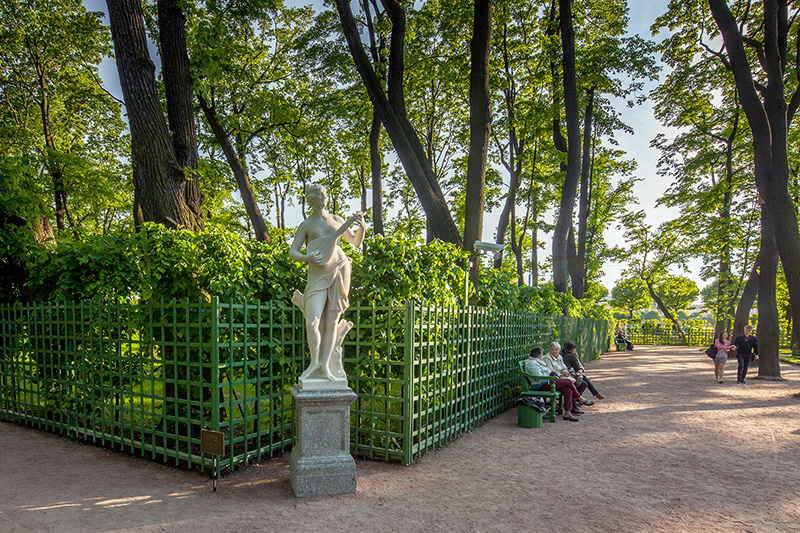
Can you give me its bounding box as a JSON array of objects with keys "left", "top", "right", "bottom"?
[
  {"left": 616, "top": 339, "right": 626, "bottom": 351},
  {"left": 518, "top": 360, "right": 563, "bottom": 423}
]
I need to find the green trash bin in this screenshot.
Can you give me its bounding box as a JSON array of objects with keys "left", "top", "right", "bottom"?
[{"left": 518, "top": 404, "right": 543, "bottom": 428}]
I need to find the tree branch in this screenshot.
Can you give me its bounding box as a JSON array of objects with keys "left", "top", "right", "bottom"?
[{"left": 708, "top": 0, "right": 770, "bottom": 136}]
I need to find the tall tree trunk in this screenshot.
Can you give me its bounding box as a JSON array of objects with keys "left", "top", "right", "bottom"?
[
  {"left": 494, "top": 15, "right": 523, "bottom": 270},
  {"left": 364, "top": 0, "right": 385, "bottom": 236},
  {"left": 494, "top": 159, "right": 521, "bottom": 270},
  {"left": 369, "top": 111, "right": 384, "bottom": 235},
  {"left": 552, "top": 0, "right": 581, "bottom": 295},
  {"left": 464, "top": 0, "right": 493, "bottom": 303},
  {"left": 733, "top": 252, "right": 759, "bottom": 338},
  {"left": 512, "top": 189, "right": 532, "bottom": 288},
  {"left": 715, "top": 108, "right": 738, "bottom": 335},
  {"left": 709, "top": 0, "right": 794, "bottom": 378},
  {"left": 573, "top": 87, "right": 594, "bottom": 298},
  {"left": 567, "top": 226, "right": 580, "bottom": 288},
  {"left": 157, "top": 0, "right": 204, "bottom": 225},
  {"left": 530, "top": 179, "right": 540, "bottom": 287},
  {"left": 4, "top": 209, "right": 53, "bottom": 302},
  {"left": 334, "top": 0, "right": 461, "bottom": 246},
  {"left": 36, "top": 79, "right": 67, "bottom": 232},
  {"left": 106, "top": 0, "right": 202, "bottom": 230},
  {"left": 530, "top": 205, "right": 539, "bottom": 286},
  {"left": 757, "top": 207, "right": 781, "bottom": 378},
  {"left": 509, "top": 207, "right": 524, "bottom": 286},
  {"left": 196, "top": 93, "right": 271, "bottom": 242}
]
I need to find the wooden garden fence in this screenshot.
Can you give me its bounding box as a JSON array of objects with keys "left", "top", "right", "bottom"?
[{"left": 0, "top": 299, "right": 610, "bottom": 474}]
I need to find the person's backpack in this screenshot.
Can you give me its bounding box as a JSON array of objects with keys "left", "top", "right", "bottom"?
[
  {"left": 705, "top": 343, "right": 716, "bottom": 358},
  {"left": 515, "top": 396, "right": 546, "bottom": 413}
]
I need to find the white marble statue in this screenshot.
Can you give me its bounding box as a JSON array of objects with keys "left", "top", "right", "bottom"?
[{"left": 290, "top": 183, "right": 365, "bottom": 384}]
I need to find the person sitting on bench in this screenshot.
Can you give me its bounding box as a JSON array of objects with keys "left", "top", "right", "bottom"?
[
  {"left": 525, "top": 347, "right": 592, "bottom": 422},
  {"left": 615, "top": 328, "right": 633, "bottom": 351},
  {"left": 561, "top": 341, "right": 604, "bottom": 400},
  {"left": 545, "top": 342, "right": 592, "bottom": 414}
]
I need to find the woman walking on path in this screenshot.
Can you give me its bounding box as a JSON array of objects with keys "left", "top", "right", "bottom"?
[
  {"left": 732, "top": 325, "right": 759, "bottom": 384},
  {"left": 713, "top": 331, "right": 733, "bottom": 383}
]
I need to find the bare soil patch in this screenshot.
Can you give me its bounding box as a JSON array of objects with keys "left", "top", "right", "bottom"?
[{"left": 2, "top": 345, "right": 800, "bottom": 532}]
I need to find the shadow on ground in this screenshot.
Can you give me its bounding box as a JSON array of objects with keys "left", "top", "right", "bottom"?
[{"left": 2, "top": 345, "right": 799, "bottom": 532}]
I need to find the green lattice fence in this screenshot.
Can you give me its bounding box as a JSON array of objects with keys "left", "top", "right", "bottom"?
[
  {"left": 0, "top": 300, "right": 219, "bottom": 469},
  {"left": 403, "top": 304, "right": 608, "bottom": 463},
  {"left": 0, "top": 299, "right": 610, "bottom": 471}
]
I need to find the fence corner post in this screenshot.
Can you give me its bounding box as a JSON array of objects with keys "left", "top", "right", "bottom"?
[
  {"left": 403, "top": 300, "right": 415, "bottom": 466},
  {"left": 211, "top": 296, "right": 220, "bottom": 433}
]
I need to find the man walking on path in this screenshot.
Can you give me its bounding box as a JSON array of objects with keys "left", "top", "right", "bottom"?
[{"left": 733, "top": 325, "right": 759, "bottom": 384}]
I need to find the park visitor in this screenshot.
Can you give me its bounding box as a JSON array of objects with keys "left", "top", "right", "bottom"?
[
  {"left": 544, "top": 341, "right": 594, "bottom": 413},
  {"left": 713, "top": 331, "right": 733, "bottom": 383},
  {"left": 616, "top": 325, "right": 634, "bottom": 350},
  {"left": 525, "top": 347, "right": 592, "bottom": 422},
  {"left": 561, "top": 340, "right": 604, "bottom": 400},
  {"left": 732, "top": 325, "right": 759, "bottom": 384}
]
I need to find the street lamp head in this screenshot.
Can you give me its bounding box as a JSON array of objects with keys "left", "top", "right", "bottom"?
[{"left": 473, "top": 241, "right": 505, "bottom": 254}]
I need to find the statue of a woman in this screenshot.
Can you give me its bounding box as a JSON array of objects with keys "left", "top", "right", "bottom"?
[{"left": 289, "top": 184, "right": 365, "bottom": 382}]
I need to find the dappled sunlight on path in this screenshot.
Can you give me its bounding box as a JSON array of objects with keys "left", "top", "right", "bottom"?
[{"left": 2, "top": 345, "right": 799, "bottom": 532}]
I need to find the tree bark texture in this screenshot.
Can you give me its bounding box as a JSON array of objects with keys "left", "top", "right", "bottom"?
[
  {"left": 464, "top": 0, "right": 493, "bottom": 300},
  {"left": 37, "top": 84, "right": 68, "bottom": 233},
  {"left": 715, "top": 109, "right": 738, "bottom": 336},
  {"left": 197, "top": 93, "right": 270, "bottom": 242},
  {"left": 363, "top": 0, "right": 386, "bottom": 236},
  {"left": 157, "top": 0, "right": 204, "bottom": 224},
  {"left": 552, "top": 0, "right": 581, "bottom": 295},
  {"left": 369, "top": 110, "right": 385, "bottom": 235},
  {"left": 106, "top": 0, "right": 202, "bottom": 230},
  {"left": 573, "top": 88, "right": 594, "bottom": 298},
  {"left": 530, "top": 203, "right": 539, "bottom": 286},
  {"left": 509, "top": 209, "right": 521, "bottom": 285},
  {"left": 757, "top": 207, "right": 781, "bottom": 378},
  {"left": 567, "top": 226, "right": 580, "bottom": 289},
  {"left": 334, "top": 0, "right": 462, "bottom": 246},
  {"left": 494, "top": 17, "right": 523, "bottom": 270},
  {"left": 733, "top": 251, "right": 759, "bottom": 338}
]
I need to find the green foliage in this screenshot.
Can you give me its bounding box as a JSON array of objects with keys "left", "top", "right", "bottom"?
[
  {"left": 351, "top": 234, "right": 469, "bottom": 305},
  {"left": 610, "top": 277, "right": 652, "bottom": 318},
  {"left": 641, "top": 309, "right": 661, "bottom": 320},
  {"left": 10, "top": 222, "right": 609, "bottom": 323},
  {"left": 476, "top": 269, "right": 611, "bottom": 320},
  {"left": 0, "top": 0, "right": 130, "bottom": 234},
  {"left": 25, "top": 223, "right": 281, "bottom": 302},
  {"left": 245, "top": 238, "right": 306, "bottom": 303},
  {"left": 0, "top": 157, "right": 52, "bottom": 301},
  {"left": 655, "top": 275, "right": 699, "bottom": 313}
]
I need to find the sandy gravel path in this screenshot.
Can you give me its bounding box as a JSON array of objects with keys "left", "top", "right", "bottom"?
[{"left": 2, "top": 345, "right": 799, "bottom": 532}]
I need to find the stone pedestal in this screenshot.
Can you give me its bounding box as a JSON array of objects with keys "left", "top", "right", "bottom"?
[{"left": 290, "top": 385, "right": 357, "bottom": 497}]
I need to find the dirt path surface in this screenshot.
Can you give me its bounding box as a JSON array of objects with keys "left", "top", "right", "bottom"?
[{"left": 3, "top": 345, "right": 800, "bottom": 533}]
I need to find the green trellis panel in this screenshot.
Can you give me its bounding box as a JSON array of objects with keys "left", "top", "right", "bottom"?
[
  {"left": 0, "top": 299, "right": 611, "bottom": 471},
  {"left": 400, "top": 303, "right": 609, "bottom": 464}
]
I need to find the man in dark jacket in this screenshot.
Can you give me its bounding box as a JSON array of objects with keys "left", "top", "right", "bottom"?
[
  {"left": 732, "top": 325, "right": 759, "bottom": 384},
  {"left": 561, "top": 341, "right": 604, "bottom": 400}
]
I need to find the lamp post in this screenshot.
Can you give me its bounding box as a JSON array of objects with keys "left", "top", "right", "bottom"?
[{"left": 464, "top": 241, "right": 506, "bottom": 306}]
